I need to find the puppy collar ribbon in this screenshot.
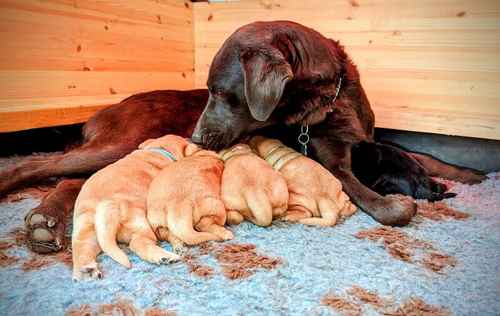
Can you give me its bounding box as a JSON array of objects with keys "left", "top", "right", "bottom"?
[
  {"left": 219, "top": 146, "right": 254, "bottom": 162},
  {"left": 146, "top": 147, "right": 177, "bottom": 161},
  {"left": 264, "top": 144, "right": 302, "bottom": 172}
]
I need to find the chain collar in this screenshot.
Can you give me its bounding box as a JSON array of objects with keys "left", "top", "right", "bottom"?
[{"left": 298, "top": 76, "right": 343, "bottom": 156}]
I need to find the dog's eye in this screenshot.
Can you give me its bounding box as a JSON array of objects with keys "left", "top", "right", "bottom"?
[{"left": 210, "top": 87, "right": 224, "bottom": 96}]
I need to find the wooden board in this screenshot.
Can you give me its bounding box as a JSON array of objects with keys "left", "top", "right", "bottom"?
[
  {"left": 193, "top": 0, "right": 500, "bottom": 140},
  {"left": 0, "top": 0, "right": 194, "bottom": 132}
]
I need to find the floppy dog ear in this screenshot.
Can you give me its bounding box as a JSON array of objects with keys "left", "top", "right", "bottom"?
[
  {"left": 240, "top": 49, "right": 293, "bottom": 122},
  {"left": 138, "top": 139, "right": 155, "bottom": 149}
]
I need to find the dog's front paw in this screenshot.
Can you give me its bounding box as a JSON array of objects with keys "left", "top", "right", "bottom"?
[
  {"left": 73, "top": 262, "right": 103, "bottom": 281},
  {"left": 25, "top": 206, "right": 66, "bottom": 254},
  {"left": 217, "top": 229, "right": 234, "bottom": 241},
  {"left": 159, "top": 254, "right": 181, "bottom": 265},
  {"left": 374, "top": 194, "right": 417, "bottom": 227},
  {"left": 148, "top": 247, "right": 182, "bottom": 265},
  {"left": 172, "top": 244, "right": 188, "bottom": 256}
]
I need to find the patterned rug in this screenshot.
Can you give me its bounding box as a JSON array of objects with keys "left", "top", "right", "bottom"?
[{"left": 0, "top": 172, "right": 499, "bottom": 316}]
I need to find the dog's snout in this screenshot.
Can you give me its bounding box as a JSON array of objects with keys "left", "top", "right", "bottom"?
[
  {"left": 191, "top": 129, "right": 203, "bottom": 145},
  {"left": 191, "top": 130, "right": 231, "bottom": 151}
]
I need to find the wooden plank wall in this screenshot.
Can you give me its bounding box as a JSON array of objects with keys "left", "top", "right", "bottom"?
[
  {"left": 193, "top": 0, "right": 500, "bottom": 140},
  {"left": 0, "top": 0, "right": 194, "bottom": 132}
]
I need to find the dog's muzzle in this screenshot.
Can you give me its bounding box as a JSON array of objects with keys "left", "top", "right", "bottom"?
[{"left": 191, "top": 129, "right": 231, "bottom": 151}]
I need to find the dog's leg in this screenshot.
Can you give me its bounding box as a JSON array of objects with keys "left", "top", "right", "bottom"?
[
  {"left": 167, "top": 202, "right": 221, "bottom": 245},
  {"left": 0, "top": 142, "right": 131, "bottom": 195},
  {"left": 25, "top": 178, "right": 85, "bottom": 253},
  {"left": 196, "top": 217, "right": 234, "bottom": 241},
  {"left": 165, "top": 230, "right": 187, "bottom": 255},
  {"left": 72, "top": 212, "right": 102, "bottom": 281},
  {"left": 281, "top": 201, "right": 312, "bottom": 222},
  {"left": 194, "top": 198, "right": 234, "bottom": 240},
  {"left": 298, "top": 198, "right": 340, "bottom": 227},
  {"left": 331, "top": 168, "right": 415, "bottom": 226},
  {"left": 95, "top": 200, "right": 130, "bottom": 268},
  {"left": 312, "top": 139, "right": 416, "bottom": 226},
  {"left": 408, "top": 152, "right": 486, "bottom": 184},
  {"left": 129, "top": 232, "right": 181, "bottom": 265},
  {"left": 146, "top": 203, "right": 168, "bottom": 239},
  {"left": 243, "top": 189, "right": 273, "bottom": 227},
  {"left": 282, "top": 193, "right": 314, "bottom": 222},
  {"left": 226, "top": 210, "right": 245, "bottom": 225}
]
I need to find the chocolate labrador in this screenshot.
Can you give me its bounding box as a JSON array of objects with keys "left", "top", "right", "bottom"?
[
  {"left": 0, "top": 21, "right": 484, "bottom": 252},
  {"left": 191, "top": 21, "right": 485, "bottom": 226}
]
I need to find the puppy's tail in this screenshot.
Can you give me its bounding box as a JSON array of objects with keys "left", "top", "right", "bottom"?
[
  {"left": 95, "top": 200, "right": 131, "bottom": 268},
  {"left": 244, "top": 190, "right": 273, "bottom": 227},
  {"left": 167, "top": 200, "right": 219, "bottom": 246}
]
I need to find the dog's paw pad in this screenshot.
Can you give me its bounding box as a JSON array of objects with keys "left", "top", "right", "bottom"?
[
  {"left": 25, "top": 211, "right": 58, "bottom": 228},
  {"left": 31, "top": 228, "right": 54, "bottom": 242}
]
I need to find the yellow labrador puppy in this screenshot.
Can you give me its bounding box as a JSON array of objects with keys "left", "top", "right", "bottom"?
[
  {"left": 219, "top": 144, "right": 288, "bottom": 227},
  {"left": 147, "top": 145, "right": 233, "bottom": 252},
  {"left": 72, "top": 135, "right": 195, "bottom": 281},
  {"left": 249, "top": 136, "right": 357, "bottom": 226}
]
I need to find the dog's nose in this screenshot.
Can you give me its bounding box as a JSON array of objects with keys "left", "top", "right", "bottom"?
[{"left": 191, "top": 131, "right": 202, "bottom": 145}]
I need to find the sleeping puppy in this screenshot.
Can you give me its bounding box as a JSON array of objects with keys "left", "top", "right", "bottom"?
[
  {"left": 147, "top": 144, "right": 233, "bottom": 252},
  {"left": 72, "top": 135, "right": 191, "bottom": 281},
  {"left": 219, "top": 143, "right": 288, "bottom": 226},
  {"left": 250, "top": 136, "right": 357, "bottom": 226},
  {"left": 351, "top": 142, "right": 456, "bottom": 201}
]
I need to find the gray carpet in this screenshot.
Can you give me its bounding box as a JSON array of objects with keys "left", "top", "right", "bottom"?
[{"left": 0, "top": 173, "right": 499, "bottom": 316}]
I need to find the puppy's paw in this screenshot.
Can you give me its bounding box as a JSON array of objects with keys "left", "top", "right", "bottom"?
[
  {"left": 219, "top": 229, "right": 234, "bottom": 241},
  {"left": 375, "top": 194, "right": 416, "bottom": 227},
  {"left": 159, "top": 254, "right": 181, "bottom": 265},
  {"left": 172, "top": 244, "right": 188, "bottom": 256},
  {"left": 73, "top": 262, "right": 103, "bottom": 281}
]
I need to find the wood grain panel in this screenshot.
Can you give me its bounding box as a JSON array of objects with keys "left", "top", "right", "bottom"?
[
  {"left": 193, "top": 0, "right": 500, "bottom": 140},
  {"left": 0, "top": 0, "right": 194, "bottom": 132}
]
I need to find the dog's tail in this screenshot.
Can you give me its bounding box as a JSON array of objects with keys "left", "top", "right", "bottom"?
[
  {"left": 167, "top": 200, "right": 219, "bottom": 245},
  {"left": 95, "top": 200, "right": 131, "bottom": 268},
  {"left": 244, "top": 190, "right": 273, "bottom": 227}
]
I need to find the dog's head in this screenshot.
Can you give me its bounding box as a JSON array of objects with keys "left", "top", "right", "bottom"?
[{"left": 192, "top": 27, "right": 294, "bottom": 151}]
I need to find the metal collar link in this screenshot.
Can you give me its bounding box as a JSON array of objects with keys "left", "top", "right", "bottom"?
[{"left": 298, "top": 124, "right": 310, "bottom": 156}]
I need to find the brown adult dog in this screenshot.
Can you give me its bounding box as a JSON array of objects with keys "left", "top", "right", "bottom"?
[
  {"left": 250, "top": 136, "right": 356, "bottom": 226},
  {"left": 191, "top": 20, "right": 485, "bottom": 226},
  {"left": 72, "top": 135, "right": 191, "bottom": 280},
  {"left": 219, "top": 143, "right": 288, "bottom": 226},
  {"left": 0, "top": 90, "right": 208, "bottom": 253},
  {"left": 147, "top": 145, "right": 233, "bottom": 252}
]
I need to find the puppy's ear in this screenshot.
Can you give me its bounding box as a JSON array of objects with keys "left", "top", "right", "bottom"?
[
  {"left": 240, "top": 48, "right": 293, "bottom": 122},
  {"left": 138, "top": 139, "right": 155, "bottom": 149},
  {"left": 184, "top": 143, "right": 201, "bottom": 157}
]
